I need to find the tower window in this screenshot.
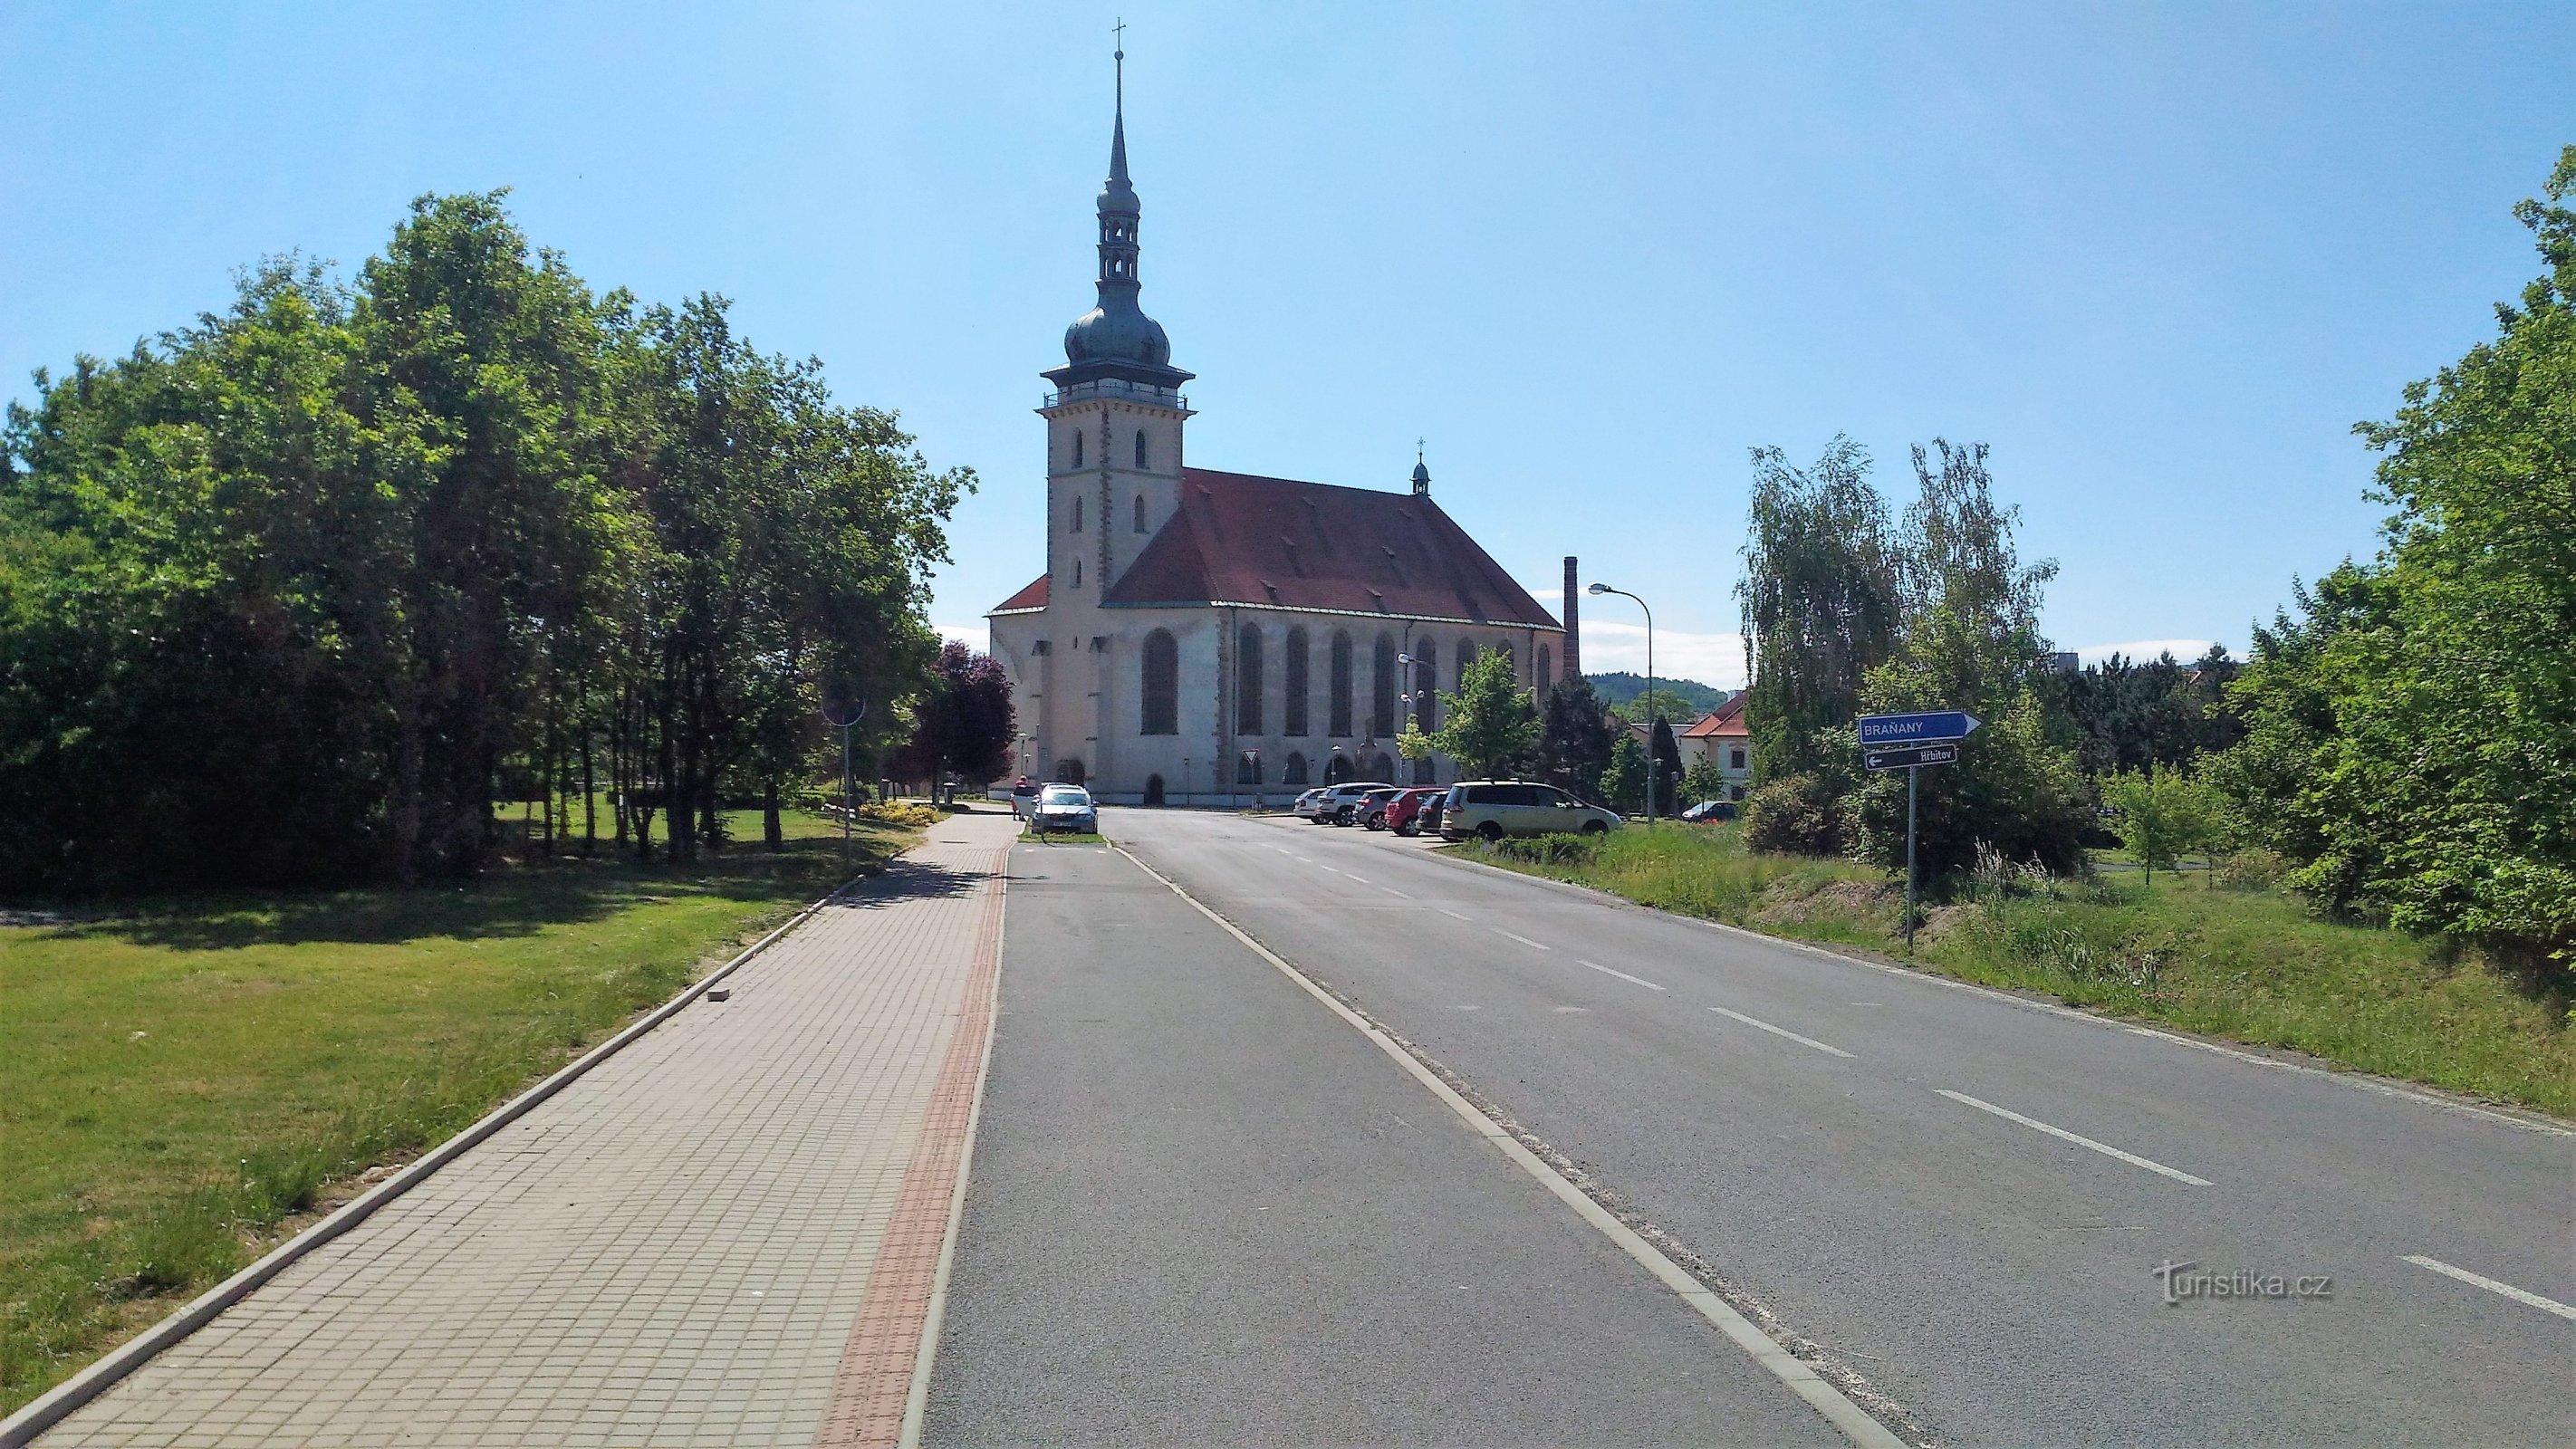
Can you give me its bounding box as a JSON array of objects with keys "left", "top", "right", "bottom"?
[
  {"left": 1135, "top": 429, "right": 1150, "bottom": 469},
  {"left": 1134, "top": 494, "right": 1148, "bottom": 533},
  {"left": 1371, "top": 633, "right": 1398, "bottom": 738},
  {"left": 1072, "top": 494, "right": 1084, "bottom": 533},
  {"left": 1071, "top": 558, "right": 1081, "bottom": 588},
  {"left": 1072, "top": 430, "right": 1083, "bottom": 468}
]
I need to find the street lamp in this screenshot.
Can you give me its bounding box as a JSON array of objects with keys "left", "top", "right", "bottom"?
[
  {"left": 1588, "top": 581, "right": 1658, "bottom": 825},
  {"left": 821, "top": 689, "right": 869, "bottom": 870}
]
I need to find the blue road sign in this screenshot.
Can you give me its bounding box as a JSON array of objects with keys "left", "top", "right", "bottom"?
[
  {"left": 1858, "top": 710, "right": 1981, "bottom": 746},
  {"left": 1865, "top": 744, "right": 1960, "bottom": 772}
]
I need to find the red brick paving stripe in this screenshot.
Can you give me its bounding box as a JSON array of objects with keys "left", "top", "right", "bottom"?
[{"left": 813, "top": 847, "right": 1008, "bottom": 1449}]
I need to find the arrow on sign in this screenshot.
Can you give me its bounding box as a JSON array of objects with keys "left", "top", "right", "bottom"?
[{"left": 1858, "top": 710, "right": 1982, "bottom": 745}]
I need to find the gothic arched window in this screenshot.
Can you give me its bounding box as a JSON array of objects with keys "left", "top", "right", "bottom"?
[
  {"left": 1072, "top": 494, "right": 1084, "bottom": 533},
  {"left": 1235, "top": 752, "right": 1262, "bottom": 784},
  {"left": 1141, "top": 629, "right": 1177, "bottom": 734},
  {"left": 1133, "top": 494, "right": 1148, "bottom": 533},
  {"left": 1283, "top": 751, "right": 1309, "bottom": 785},
  {"left": 1283, "top": 628, "right": 1310, "bottom": 735},
  {"left": 1456, "top": 638, "right": 1476, "bottom": 691},
  {"left": 1328, "top": 631, "right": 1354, "bottom": 737},
  {"left": 1135, "top": 429, "right": 1150, "bottom": 470},
  {"left": 1371, "top": 633, "right": 1398, "bottom": 738},
  {"left": 1414, "top": 640, "right": 1439, "bottom": 730},
  {"left": 1236, "top": 623, "right": 1264, "bottom": 734},
  {"left": 1537, "top": 643, "right": 1553, "bottom": 692},
  {"left": 1071, "top": 558, "right": 1081, "bottom": 589},
  {"left": 1072, "top": 430, "right": 1083, "bottom": 468}
]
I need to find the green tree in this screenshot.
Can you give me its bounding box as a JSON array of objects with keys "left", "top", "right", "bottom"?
[
  {"left": 1681, "top": 754, "right": 1730, "bottom": 807},
  {"left": 2209, "top": 148, "right": 2576, "bottom": 962},
  {"left": 1538, "top": 677, "right": 1615, "bottom": 795},
  {"left": 1735, "top": 437, "right": 1901, "bottom": 782},
  {"left": 1600, "top": 734, "right": 1647, "bottom": 814},
  {"left": 1648, "top": 715, "right": 1686, "bottom": 816},
  {"left": 2101, "top": 764, "right": 2218, "bottom": 888},
  {"left": 1849, "top": 442, "right": 2089, "bottom": 877},
  {"left": 1430, "top": 647, "right": 1541, "bottom": 780}
]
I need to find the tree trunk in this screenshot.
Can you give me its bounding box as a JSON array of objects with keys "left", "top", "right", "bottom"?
[{"left": 764, "top": 778, "right": 783, "bottom": 851}]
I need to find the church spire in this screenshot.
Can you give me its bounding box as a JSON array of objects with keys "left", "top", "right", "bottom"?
[{"left": 1046, "top": 28, "right": 1192, "bottom": 394}]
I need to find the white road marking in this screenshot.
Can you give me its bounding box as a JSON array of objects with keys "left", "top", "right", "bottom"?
[
  {"left": 1707, "top": 1005, "right": 1854, "bottom": 1058},
  {"left": 1342, "top": 872, "right": 1373, "bottom": 885},
  {"left": 1378, "top": 886, "right": 1414, "bottom": 899},
  {"left": 1109, "top": 844, "right": 1908, "bottom": 1449},
  {"left": 1437, "top": 907, "right": 1471, "bottom": 922},
  {"left": 1936, "top": 1089, "right": 2212, "bottom": 1186},
  {"left": 1672, "top": 915, "right": 2565, "bottom": 1138},
  {"left": 1580, "top": 960, "right": 1668, "bottom": 992},
  {"left": 2403, "top": 1256, "right": 2576, "bottom": 1320},
  {"left": 1494, "top": 929, "right": 1551, "bottom": 952}
]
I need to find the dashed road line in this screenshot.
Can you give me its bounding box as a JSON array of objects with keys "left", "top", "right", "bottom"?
[
  {"left": 1936, "top": 1089, "right": 2212, "bottom": 1186},
  {"left": 1579, "top": 960, "right": 1668, "bottom": 993},
  {"left": 1437, "top": 907, "right": 1471, "bottom": 922},
  {"left": 1494, "top": 929, "right": 1552, "bottom": 952},
  {"left": 2403, "top": 1256, "right": 2576, "bottom": 1320},
  {"left": 1109, "top": 843, "right": 1909, "bottom": 1449},
  {"left": 1378, "top": 886, "right": 1414, "bottom": 899},
  {"left": 1707, "top": 1005, "right": 1854, "bottom": 1059}
]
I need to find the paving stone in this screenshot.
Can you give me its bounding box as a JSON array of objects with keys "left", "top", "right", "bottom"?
[{"left": 37, "top": 817, "right": 1016, "bottom": 1448}]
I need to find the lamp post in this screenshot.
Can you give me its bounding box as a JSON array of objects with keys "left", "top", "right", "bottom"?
[
  {"left": 1587, "top": 582, "right": 1657, "bottom": 824},
  {"left": 821, "top": 690, "right": 869, "bottom": 870}
]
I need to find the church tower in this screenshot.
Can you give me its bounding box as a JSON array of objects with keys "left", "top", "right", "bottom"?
[{"left": 1038, "top": 43, "right": 1192, "bottom": 602}]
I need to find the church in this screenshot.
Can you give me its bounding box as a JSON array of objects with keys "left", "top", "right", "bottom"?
[{"left": 986, "top": 66, "right": 1567, "bottom": 806}]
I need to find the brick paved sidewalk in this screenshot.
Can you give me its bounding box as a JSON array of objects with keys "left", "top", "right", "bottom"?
[{"left": 34, "top": 813, "right": 1019, "bottom": 1449}]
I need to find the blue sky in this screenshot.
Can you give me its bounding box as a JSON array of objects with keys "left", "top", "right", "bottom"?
[{"left": 5, "top": 3, "right": 2570, "bottom": 687}]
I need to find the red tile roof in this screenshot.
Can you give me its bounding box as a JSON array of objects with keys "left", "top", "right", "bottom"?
[
  {"left": 1092, "top": 467, "right": 1560, "bottom": 627},
  {"left": 1679, "top": 694, "right": 1749, "bottom": 738},
  {"left": 990, "top": 573, "right": 1049, "bottom": 614}
]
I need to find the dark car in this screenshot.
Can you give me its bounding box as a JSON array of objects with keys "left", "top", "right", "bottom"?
[
  {"left": 1382, "top": 786, "right": 1446, "bottom": 836},
  {"left": 1357, "top": 787, "right": 1408, "bottom": 830},
  {"left": 1679, "top": 799, "right": 1737, "bottom": 823}
]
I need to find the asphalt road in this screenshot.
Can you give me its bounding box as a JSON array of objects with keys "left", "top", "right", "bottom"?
[{"left": 932, "top": 810, "right": 2573, "bottom": 1447}]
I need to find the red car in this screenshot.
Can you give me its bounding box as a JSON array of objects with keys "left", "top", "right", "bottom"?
[{"left": 1379, "top": 786, "right": 1447, "bottom": 836}]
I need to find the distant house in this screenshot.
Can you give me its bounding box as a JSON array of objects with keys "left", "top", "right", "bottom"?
[{"left": 1678, "top": 695, "right": 1752, "bottom": 801}]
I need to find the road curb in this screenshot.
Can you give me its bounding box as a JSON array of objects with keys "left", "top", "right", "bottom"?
[{"left": 0, "top": 869, "right": 871, "bottom": 1449}]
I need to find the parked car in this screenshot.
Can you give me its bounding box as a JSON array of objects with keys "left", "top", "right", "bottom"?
[
  {"left": 1678, "top": 799, "right": 1737, "bottom": 823},
  {"left": 1029, "top": 783, "right": 1098, "bottom": 834},
  {"left": 1357, "top": 787, "right": 1408, "bottom": 830},
  {"left": 1290, "top": 788, "right": 1330, "bottom": 820},
  {"left": 1438, "top": 781, "right": 1623, "bottom": 841},
  {"left": 1382, "top": 786, "right": 1446, "bottom": 836},
  {"left": 1009, "top": 776, "right": 1040, "bottom": 819},
  {"left": 1313, "top": 782, "right": 1386, "bottom": 825}
]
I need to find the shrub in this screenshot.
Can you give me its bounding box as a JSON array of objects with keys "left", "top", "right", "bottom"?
[{"left": 1744, "top": 773, "right": 1848, "bottom": 856}]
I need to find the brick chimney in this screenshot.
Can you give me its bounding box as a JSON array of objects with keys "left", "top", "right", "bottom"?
[{"left": 1561, "top": 556, "right": 1581, "bottom": 683}]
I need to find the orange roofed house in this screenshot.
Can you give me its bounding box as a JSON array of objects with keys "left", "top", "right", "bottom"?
[
  {"left": 1678, "top": 696, "right": 1753, "bottom": 802},
  {"left": 985, "top": 72, "right": 1564, "bottom": 804}
]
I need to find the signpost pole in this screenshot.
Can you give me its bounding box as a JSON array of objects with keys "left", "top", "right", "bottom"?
[
  {"left": 1904, "top": 764, "right": 1919, "bottom": 953},
  {"left": 839, "top": 724, "right": 852, "bottom": 871}
]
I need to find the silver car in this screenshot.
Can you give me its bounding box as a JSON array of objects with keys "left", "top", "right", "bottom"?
[{"left": 1030, "top": 783, "right": 1098, "bottom": 834}]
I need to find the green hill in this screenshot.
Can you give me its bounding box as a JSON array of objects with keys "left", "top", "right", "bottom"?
[{"left": 1586, "top": 671, "right": 1733, "bottom": 716}]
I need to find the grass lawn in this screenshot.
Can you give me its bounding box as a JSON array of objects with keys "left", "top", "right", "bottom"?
[
  {"left": 1462, "top": 824, "right": 2574, "bottom": 1118},
  {"left": 0, "top": 807, "right": 916, "bottom": 1414}
]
